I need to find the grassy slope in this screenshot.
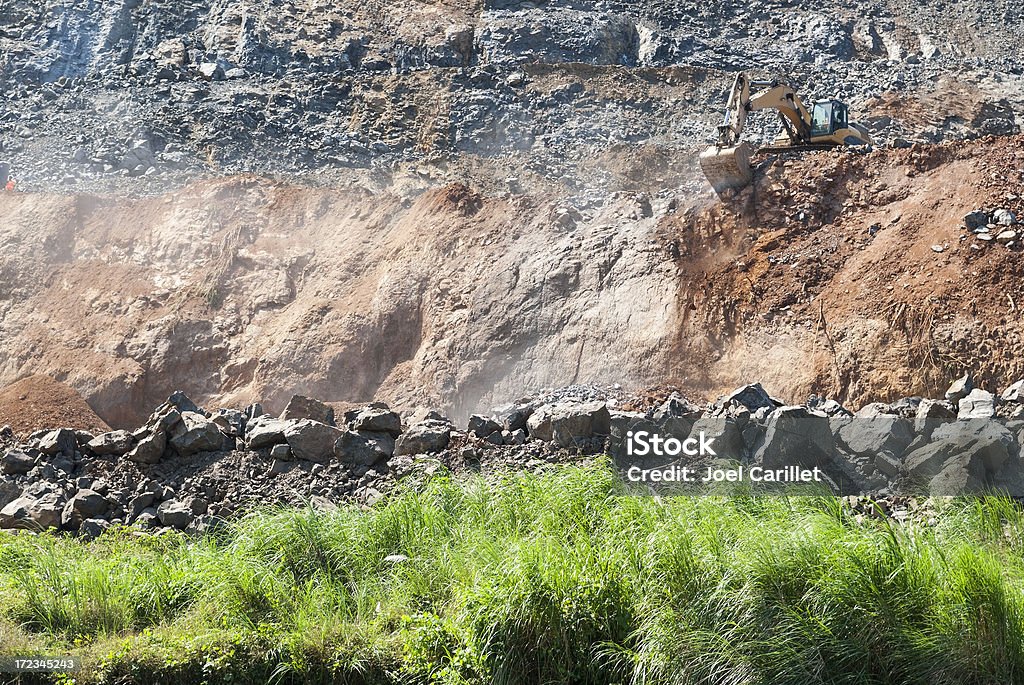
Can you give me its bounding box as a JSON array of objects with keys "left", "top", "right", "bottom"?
[{"left": 1, "top": 461, "right": 1023, "bottom": 684}]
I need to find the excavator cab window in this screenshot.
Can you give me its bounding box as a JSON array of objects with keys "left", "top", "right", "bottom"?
[
  {"left": 810, "top": 102, "right": 834, "bottom": 136},
  {"left": 812, "top": 100, "right": 849, "bottom": 137}
]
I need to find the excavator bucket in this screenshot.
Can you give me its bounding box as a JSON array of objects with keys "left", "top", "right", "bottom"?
[{"left": 699, "top": 142, "right": 754, "bottom": 195}]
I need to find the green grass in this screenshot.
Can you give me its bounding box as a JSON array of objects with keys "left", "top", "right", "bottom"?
[{"left": 1, "top": 459, "right": 1024, "bottom": 684}]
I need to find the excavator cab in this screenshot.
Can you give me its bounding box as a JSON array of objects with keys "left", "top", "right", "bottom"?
[{"left": 810, "top": 100, "right": 848, "bottom": 137}]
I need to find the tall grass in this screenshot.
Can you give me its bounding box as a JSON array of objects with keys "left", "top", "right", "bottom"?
[{"left": 1, "top": 460, "right": 1023, "bottom": 684}]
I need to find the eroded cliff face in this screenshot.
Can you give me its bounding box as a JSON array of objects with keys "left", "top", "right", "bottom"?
[
  {"left": 0, "top": 0, "right": 1021, "bottom": 426},
  {"left": 1, "top": 136, "right": 1021, "bottom": 428}
]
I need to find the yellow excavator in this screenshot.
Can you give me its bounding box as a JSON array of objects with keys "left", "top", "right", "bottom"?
[{"left": 699, "top": 72, "right": 873, "bottom": 195}]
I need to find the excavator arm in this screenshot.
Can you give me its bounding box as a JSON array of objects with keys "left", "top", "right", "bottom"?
[{"left": 714, "top": 72, "right": 813, "bottom": 148}]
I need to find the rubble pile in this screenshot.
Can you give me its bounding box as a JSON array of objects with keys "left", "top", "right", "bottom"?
[{"left": 3, "top": 376, "right": 1024, "bottom": 538}]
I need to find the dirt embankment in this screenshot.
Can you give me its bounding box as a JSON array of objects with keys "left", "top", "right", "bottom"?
[
  {"left": 660, "top": 135, "right": 1024, "bottom": 405},
  {"left": 1, "top": 136, "right": 1022, "bottom": 431}
]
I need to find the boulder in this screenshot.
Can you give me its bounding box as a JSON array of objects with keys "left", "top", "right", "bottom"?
[
  {"left": 720, "top": 383, "right": 778, "bottom": 412},
  {"left": 79, "top": 518, "right": 110, "bottom": 540},
  {"left": 0, "top": 492, "right": 64, "bottom": 529},
  {"left": 61, "top": 489, "right": 108, "bottom": 529},
  {"left": 156, "top": 500, "right": 193, "bottom": 529},
  {"left": 170, "top": 412, "right": 226, "bottom": 455},
  {"left": 0, "top": 479, "right": 19, "bottom": 509},
  {"left": 246, "top": 415, "right": 290, "bottom": 449},
  {"left": 210, "top": 408, "right": 246, "bottom": 437},
  {"left": 945, "top": 374, "right": 973, "bottom": 403},
  {"left": 283, "top": 420, "right": 343, "bottom": 464},
  {"left": 345, "top": 403, "right": 401, "bottom": 435},
  {"left": 38, "top": 428, "right": 77, "bottom": 457},
  {"left": 837, "top": 416, "right": 914, "bottom": 457},
  {"left": 87, "top": 430, "right": 135, "bottom": 456},
  {"left": 688, "top": 414, "right": 744, "bottom": 458},
  {"left": 335, "top": 430, "right": 396, "bottom": 465},
  {"left": 1, "top": 450, "right": 35, "bottom": 475},
  {"left": 550, "top": 402, "right": 612, "bottom": 447},
  {"left": 280, "top": 395, "right": 335, "bottom": 425},
  {"left": 127, "top": 430, "right": 167, "bottom": 464},
  {"left": 164, "top": 391, "right": 203, "bottom": 415},
  {"left": 493, "top": 404, "right": 532, "bottom": 432},
  {"left": 754, "top": 406, "right": 835, "bottom": 469},
  {"left": 904, "top": 419, "right": 1018, "bottom": 490},
  {"left": 854, "top": 402, "right": 895, "bottom": 418},
  {"left": 958, "top": 389, "right": 996, "bottom": 419},
  {"left": 526, "top": 405, "right": 557, "bottom": 441},
  {"left": 468, "top": 414, "right": 502, "bottom": 439},
  {"left": 1002, "top": 380, "right": 1024, "bottom": 403},
  {"left": 394, "top": 421, "right": 451, "bottom": 456},
  {"left": 652, "top": 395, "right": 703, "bottom": 421}
]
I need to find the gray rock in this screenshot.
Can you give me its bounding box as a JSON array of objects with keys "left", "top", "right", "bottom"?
[
  {"left": 170, "top": 411, "right": 226, "bottom": 455},
  {"left": 854, "top": 402, "right": 896, "bottom": 418},
  {"left": 904, "top": 419, "right": 1017, "bottom": 491},
  {"left": 1002, "top": 380, "right": 1024, "bottom": 403},
  {"left": 346, "top": 403, "right": 401, "bottom": 435},
  {"left": 127, "top": 493, "right": 155, "bottom": 520},
  {"left": 993, "top": 208, "right": 1017, "bottom": 225},
  {"left": 2, "top": 450, "right": 35, "bottom": 475},
  {"left": 837, "top": 416, "right": 914, "bottom": 457},
  {"left": 210, "top": 408, "right": 246, "bottom": 437},
  {"left": 270, "top": 443, "right": 292, "bottom": 460},
  {"left": 526, "top": 405, "right": 557, "bottom": 441},
  {"left": 245, "top": 415, "right": 290, "bottom": 449},
  {"left": 493, "top": 404, "right": 532, "bottom": 432},
  {"left": 283, "top": 420, "right": 343, "bottom": 464},
  {"left": 652, "top": 394, "right": 702, "bottom": 421},
  {"left": 945, "top": 374, "right": 973, "bottom": 403},
  {"left": 0, "top": 479, "right": 18, "bottom": 513},
  {"left": 720, "top": 383, "right": 778, "bottom": 412},
  {"left": 79, "top": 518, "right": 109, "bottom": 540},
  {"left": 549, "top": 402, "right": 612, "bottom": 447},
  {"left": 963, "top": 210, "right": 989, "bottom": 230},
  {"left": 280, "top": 395, "right": 335, "bottom": 425},
  {"left": 336, "top": 430, "right": 396, "bottom": 465},
  {"left": 198, "top": 62, "right": 225, "bottom": 81},
  {"left": 958, "top": 389, "right": 996, "bottom": 419},
  {"left": 754, "top": 406, "right": 835, "bottom": 469},
  {"left": 0, "top": 492, "right": 64, "bottom": 530},
  {"left": 468, "top": 414, "right": 503, "bottom": 439},
  {"left": 689, "top": 414, "right": 745, "bottom": 459},
  {"left": 394, "top": 421, "right": 451, "bottom": 456},
  {"left": 87, "top": 430, "right": 134, "bottom": 456},
  {"left": 38, "top": 428, "right": 77, "bottom": 457},
  {"left": 61, "top": 489, "right": 108, "bottom": 529},
  {"left": 156, "top": 500, "right": 193, "bottom": 529},
  {"left": 164, "top": 391, "right": 202, "bottom": 415},
  {"left": 127, "top": 430, "right": 167, "bottom": 464},
  {"left": 874, "top": 451, "right": 903, "bottom": 478}
]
